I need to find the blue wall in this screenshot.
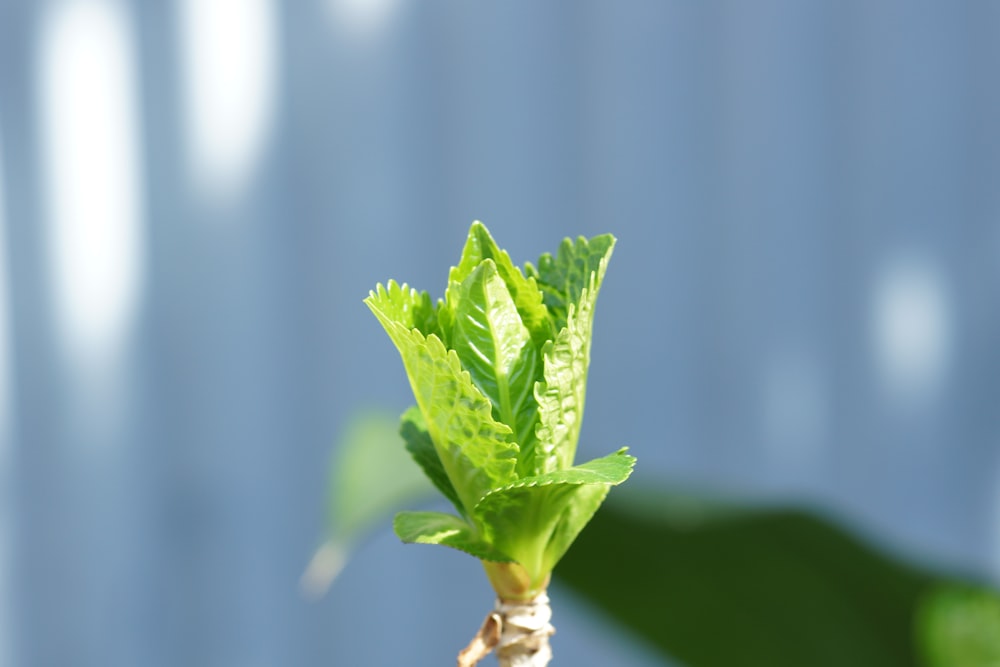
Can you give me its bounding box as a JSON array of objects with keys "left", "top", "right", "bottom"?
[{"left": 0, "top": 1, "right": 997, "bottom": 665}]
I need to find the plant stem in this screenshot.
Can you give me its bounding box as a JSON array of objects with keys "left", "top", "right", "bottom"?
[
  {"left": 495, "top": 592, "right": 554, "bottom": 667},
  {"left": 457, "top": 592, "right": 554, "bottom": 667}
]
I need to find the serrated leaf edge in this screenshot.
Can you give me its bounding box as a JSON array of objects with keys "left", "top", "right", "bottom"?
[
  {"left": 476, "top": 448, "right": 635, "bottom": 500},
  {"left": 393, "top": 511, "right": 515, "bottom": 562}
]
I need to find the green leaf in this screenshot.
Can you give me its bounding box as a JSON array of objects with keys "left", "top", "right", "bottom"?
[
  {"left": 474, "top": 449, "right": 635, "bottom": 586},
  {"left": 528, "top": 236, "right": 614, "bottom": 474},
  {"left": 532, "top": 325, "right": 587, "bottom": 474},
  {"left": 526, "top": 233, "right": 615, "bottom": 333},
  {"left": 447, "top": 221, "right": 554, "bottom": 347},
  {"left": 555, "top": 487, "right": 940, "bottom": 667},
  {"left": 532, "top": 291, "right": 604, "bottom": 473},
  {"left": 394, "top": 510, "right": 514, "bottom": 562},
  {"left": 449, "top": 260, "right": 542, "bottom": 461},
  {"left": 918, "top": 584, "right": 1000, "bottom": 667},
  {"left": 399, "top": 406, "right": 464, "bottom": 517},
  {"left": 365, "top": 294, "right": 518, "bottom": 513},
  {"left": 364, "top": 280, "right": 440, "bottom": 339}
]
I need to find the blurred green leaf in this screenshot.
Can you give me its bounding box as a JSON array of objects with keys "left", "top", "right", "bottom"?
[
  {"left": 328, "top": 411, "right": 433, "bottom": 544},
  {"left": 301, "top": 411, "right": 434, "bottom": 597},
  {"left": 918, "top": 584, "right": 1000, "bottom": 667},
  {"left": 554, "top": 487, "right": 936, "bottom": 667}
]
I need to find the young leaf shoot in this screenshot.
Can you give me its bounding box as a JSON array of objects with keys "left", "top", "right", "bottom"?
[{"left": 365, "top": 222, "right": 634, "bottom": 666}]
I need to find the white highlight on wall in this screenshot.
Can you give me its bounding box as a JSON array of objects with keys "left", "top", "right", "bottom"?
[
  {"left": 872, "top": 255, "right": 952, "bottom": 405},
  {"left": 327, "top": 0, "right": 401, "bottom": 40},
  {"left": 180, "top": 0, "right": 278, "bottom": 199},
  {"left": 39, "top": 0, "right": 145, "bottom": 367}
]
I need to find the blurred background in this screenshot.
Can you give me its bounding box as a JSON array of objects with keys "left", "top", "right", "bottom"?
[{"left": 0, "top": 0, "right": 998, "bottom": 665}]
